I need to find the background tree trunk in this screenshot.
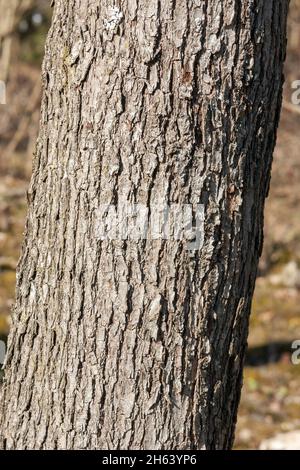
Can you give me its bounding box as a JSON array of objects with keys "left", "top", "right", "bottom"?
[
  {"left": 0, "top": 0, "right": 289, "bottom": 450},
  {"left": 0, "top": 0, "right": 33, "bottom": 82}
]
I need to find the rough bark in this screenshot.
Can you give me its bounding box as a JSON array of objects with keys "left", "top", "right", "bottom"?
[{"left": 0, "top": 0, "right": 289, "bottom": 450}]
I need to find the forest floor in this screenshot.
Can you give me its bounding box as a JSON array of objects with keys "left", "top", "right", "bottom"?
[{"left": 0, "top": 4, "right": 300, "bottom": 450}]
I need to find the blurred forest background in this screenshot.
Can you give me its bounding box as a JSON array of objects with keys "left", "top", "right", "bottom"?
[{"left": 0, "top": 0, "right": 300, "bottom": 450}]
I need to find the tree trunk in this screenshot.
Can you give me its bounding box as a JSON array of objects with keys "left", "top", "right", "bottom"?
[
  {"left": 0, "top": 0, "right": 33, "bottom": 82},
  {"left": 0, "top": 0, "right": 289, "bottom": 450}
]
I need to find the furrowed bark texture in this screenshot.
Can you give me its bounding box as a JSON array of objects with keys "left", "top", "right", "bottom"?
[
  {"left": 0, "top": 0, "right": 21, "bottom": 82},
  {"left": 0, "top": 0, "right": 289, "bottom": 449},
  {"left": 0, "top": 0, "right": 33, "bottom": 81}
]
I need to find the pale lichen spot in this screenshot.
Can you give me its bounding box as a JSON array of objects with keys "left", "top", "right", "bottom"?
[
  {"left": 194, "top": 17, "right": 202, "bottom": 32},
  {"left": 104, "top": 7, "right": 123, "bottom": 31},
  {"left": 29, "top": 282, "right": 36, "bottom": 305}
]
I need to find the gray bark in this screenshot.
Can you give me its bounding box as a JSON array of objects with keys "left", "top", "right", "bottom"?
[{"left": 0, "top": 0, "right": 289, "bottom": 450}]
